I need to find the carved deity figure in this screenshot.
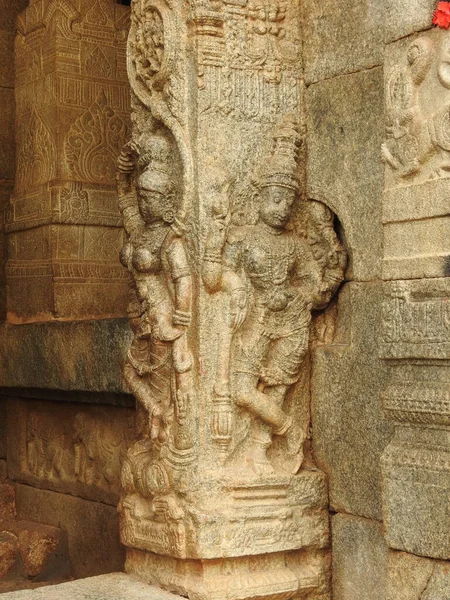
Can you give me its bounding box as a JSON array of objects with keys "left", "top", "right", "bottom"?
[
  {"left": 117, "top": 133, "right": 194, "bottom": 454},
  {"left": 202, "top": 117, "right": 346, "bottom": 476}
]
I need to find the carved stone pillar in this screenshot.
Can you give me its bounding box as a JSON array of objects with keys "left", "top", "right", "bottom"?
[
  {"left": 5, "top": 0, "right": 131, "bottom": 320},
  {"left": 118, "top": 2, "right": 346, "bottom": 599},
  {"left": 381, "top": 29, "right": 450, "bottom": 560}
]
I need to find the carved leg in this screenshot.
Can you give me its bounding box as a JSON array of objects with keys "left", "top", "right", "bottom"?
[
  {"left": 231, "top": 374, "right": 292, "bottom": 475},
  {"left": 234, "top": 374, "right": 290, "bottom": 431}
]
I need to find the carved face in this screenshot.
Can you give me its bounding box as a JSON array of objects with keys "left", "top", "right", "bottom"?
[
  {"left": 259, "top": 185, "right": 296, "bottom": 229},
  {"left": 138, "top": 189, "right": 170, "bottom": 224}
]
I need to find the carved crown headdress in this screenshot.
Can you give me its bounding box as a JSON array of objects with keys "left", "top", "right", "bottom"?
[{"left": 258, "top": 115, "right": 302, "bottom": 192}]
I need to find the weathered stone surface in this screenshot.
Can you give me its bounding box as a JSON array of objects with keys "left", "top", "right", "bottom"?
[
  {"left": 0, "top": 31, "right": 15, "bottom": 88},
  {"left": 0, "top": 397, "right": 6, "bottom": 458},
  {"left": 0, "top": 88, "right": 15, "bottom": 181},
  {"left": 6, "top": 0, "right": 131, "bottom": 320},
  {"left": 0, "top": 320, "right": 131, "bottom": 393},
  {"left": 127, "top": 548, "right": 330, "bottom": 600},
  {"left": 0, "top": 483, "right": 16, "bottom": 525},
  {"left": 307, "top": 67, "right": 384, "bottom": 281},
  {"left": 14, "top": 484, "right": 124, "bottom": 579},
  {"left": 303, "top": 0, "right": 384, "bottom": 84},
  {"left": 116, "top": 1, "right": 346, "bottom": 598},
  {"left": 312, "top": 282, "right": 394, "bottom": 520},
  {"left": 385, "top": 1, "right": 434, "bottom": 44},
  {"left": 387, "top": 550, "right": 450, "bottom": 600},
  {"left": 0, "top": 483, "right": 71, "bottom": 583},
  {"left": 382, "top": 29, "right": 450, "bottom": 280},
  {"left": 0, "top": 574, "right": 181, "bottom": 599},
  {"left": 0, "top": 533, "right": 18, "bottom": 579},
  {"left": 332, "top": 514, "right": 388, "bottom": 600},
  {"left": 0, "top": 0, "right": 28, "bottom": 32},
  {"left": 7, "top": 398, "right": 135, "bottom": 505},
  {"left": 5, "top": 521, "right": 70, "bottom": 581}
]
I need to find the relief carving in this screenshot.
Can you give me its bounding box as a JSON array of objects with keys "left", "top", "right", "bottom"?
[
  {"left": 202, "top": 116, "right": 346, "bottom": 476},
  {"left": 117, "top": 131, "right": 194, "bottom": 453},
  {"left": 65, "top": 91, "right": 129, "bottom": 185},
  {"left": 382, "top": 31, "right": 450, "bottom": 187},
  {"left": 17, "top": 404, "right": 135, "bottom": 505},
  {"left": 120, "top": 0, "right": 338, "bottom": 594},
  {"left": 117, "top": 129, "right": 197, "bottom": 558},
  {"left": 16, "top": 109, "right": 56, "bottom": 194}
]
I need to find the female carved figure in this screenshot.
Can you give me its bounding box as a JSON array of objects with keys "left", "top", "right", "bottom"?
[
  {"left": 203, "top": 117, "right": 346, "bottom": 475},
  {"left": 117, "top": 134, "right": 194, "bottom": 452}
]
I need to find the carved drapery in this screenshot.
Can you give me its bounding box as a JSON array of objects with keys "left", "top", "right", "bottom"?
[{"left": 119, "top": 2, "right": 346, "bottom": 599}]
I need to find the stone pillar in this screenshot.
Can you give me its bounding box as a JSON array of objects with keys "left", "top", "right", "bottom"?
[
  {"left": 5, "top": 0, "right": 131, "bottom": 321},
  {"left": 118, "top": 1, "right": 346, "bottom": 599},
  {"left": 0, "top": 0, "right": 28, "bottom": 320},
  {"left": 381, "top": 27, "right": 450, "bottom": 561}
]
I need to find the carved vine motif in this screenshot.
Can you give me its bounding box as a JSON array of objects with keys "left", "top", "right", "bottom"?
[
  {"left": 16, "top": 109, "right": 56, "bottom": 193},
  {"left": 128, "top": 0, "right": 194, "bottom": 228},
  {"left": 59, "top": 182, "right": 89, "bottom": 223},
  {"left": 202, "top": 116, "right": 346, "bottom": 477},
  {"left": 65, "top": 91, "right": 129, "bottom": 184},
  {"left": 382, "top": 32, "right": 450, "bottom": 187}
]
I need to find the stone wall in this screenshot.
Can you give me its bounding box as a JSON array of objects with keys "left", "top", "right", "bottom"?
[{"left": 306, "top": 0, "right": 450, "bottom": 598}]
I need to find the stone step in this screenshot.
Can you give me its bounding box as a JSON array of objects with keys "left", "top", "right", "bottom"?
[
  {"left": 0, "top": 573, "right": 182, "bottom": 599},
  {"left": 0, "top": 520, "right": 70, "bottom": 582}
]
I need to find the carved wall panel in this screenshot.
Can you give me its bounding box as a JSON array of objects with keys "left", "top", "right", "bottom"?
[
  {"left": 382, "top": 29, "right": 450, "bottom": 280},
  {"left": 6, "top": 0, "right": 131, "bottom": 320},
  {"left": 118, "top": 2, "right": 347, "bottom": 599},
  {"left": 381, "top": 28, "right": 450, "bottom": 562},
  {"left": 7, "top": 398, "right": 136, "bottom": 506}
]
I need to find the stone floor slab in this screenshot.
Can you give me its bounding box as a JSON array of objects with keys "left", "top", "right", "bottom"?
[{"left": 0, "top": 573, "right": 181, "bottom": 600}]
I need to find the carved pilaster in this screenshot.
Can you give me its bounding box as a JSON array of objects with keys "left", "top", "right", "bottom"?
[
  {"left": 6, "top": 0, "right": 131, "bottom": 320},
  {"left": 381, "top": 29, "right": 450, "bottom": 560},
  {"left": 119, "top": 2, "right": 346, "bottom": 599}
]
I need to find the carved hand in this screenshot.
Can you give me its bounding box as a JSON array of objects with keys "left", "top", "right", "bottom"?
[{"left": 230, "top": 288, "right": 248, "bottom": 332}]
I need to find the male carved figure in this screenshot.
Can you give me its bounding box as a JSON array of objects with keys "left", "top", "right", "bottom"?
[{"left": 203, "top": 117, "right": 345, "bottom": 475}]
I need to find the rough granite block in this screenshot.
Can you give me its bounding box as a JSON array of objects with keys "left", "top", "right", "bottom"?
[
  {"left": 303, "top": 0, "right": 384, "bottom": 84},
  {"left": 0, "top": 573, "right": 181, "bottom": 599},
  {"left": 385, "top": 0, "right": 434, "bottom": 43},
  {"left": 332, "top": 514, "right": 388, "bottom": 600},
  {"left": 14, "top": 484, "right": 125, "bottom": 579},
  {"left": 312, "top": 282, "right": 394, "bottom": 520},
  {"left": 307, "top": 68, "right": 384, "bottom": 282}
]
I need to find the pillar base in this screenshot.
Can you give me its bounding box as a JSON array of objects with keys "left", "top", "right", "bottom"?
[{"left": 126, "top": 548, "right": 329, "bottom": 600}]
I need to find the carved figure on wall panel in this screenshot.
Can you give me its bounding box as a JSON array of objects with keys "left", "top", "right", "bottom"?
[
  {"left": 382, "top": 32, "right": 450, "bottom": 187},
  {"left": 117, "top": 131, "right": 195, "bottom": 455},
  {"left": 27, "top": 413, "right": 65, "bottom": 481},
  {"left": 202, "top": 116, "right": 346, "bottom": 477}
]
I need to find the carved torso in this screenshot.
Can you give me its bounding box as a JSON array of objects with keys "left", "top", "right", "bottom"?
[{"left": 224, "top": 224, "right": 307, "bottom": 314}]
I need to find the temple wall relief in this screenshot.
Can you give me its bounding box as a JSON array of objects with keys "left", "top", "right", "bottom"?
[
  {"left": 5, "top": 0, "right": 131, "bottom": 320},
  {"left": 118, "top": 2, "right": 346, "bottom": 599}
]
